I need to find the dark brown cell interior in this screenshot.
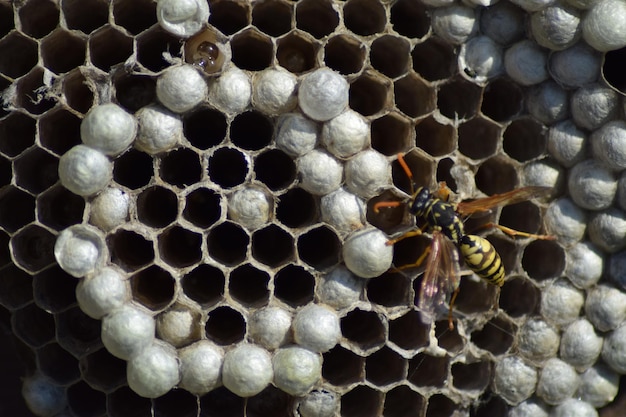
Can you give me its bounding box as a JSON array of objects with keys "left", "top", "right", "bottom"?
[
  {"left": 438, "top": 78, "right": 481, "bottom": 121},
  {"left": 0, "top": 156, "right": 9, "bottom": 189},
  {"left": 113, "top": 149, "right": 153, "bottom": 190},
  {"left": 365, "top": 346, "right": 406, "bottom": 386},
  {"left": 79, "top": 348, "right": 126, "bottom": 393},
  {"left": 183, "top": 187, "right": 221, "bottom": 228},
  {"left": 108, "top": 387, "right": 152, "bottom": 417},
  {"left": 481, "top": 78, "right": 523, "bottom": 122},
  {"left": 184, "top": 108, "right": 227, "bottom": 150},
  {"left": 38, "top": 343, "right": 80, "bottom": 385},
  {"left": 350, "top": 74, "right": 390, "bottom": 117},
  {"left": 471, "top": 316, "right": 516, "bottom": 355},
  {"left": 153, "top": 389, "right": 198, "bottom": 417},
  {"left": 247, "top": 386, "right": 292, "bottom": 417},
  {"left": 276, "top": 188, "right": 316, "bottom": 228},
  {"left": 13, "top": 304, "right": 56, "bottom": 348},
  {"left": 341, "top": 309, "right": 386, "bottom": 351},
  {"left": 0, "top": 187, "right": 35, "bottom": 233},
  {"left": 160, "top": 148, "right": 202, "bottom": 188},
  {"left": 451, "top": 361, "right": 491, "bottom": 391},
  {"left": 412, "top": 38, "right": 454, "bottom": 82},
  {"left": 384, "top": 385, "right": 425, "bottom": 417},
  {"left": 416, "top": 117, "right": 455, "bottom": 157},
  {"left": 390, "top": 0, "right": 429, "bottom": 39},
  {"left": 0, "top": 32, "right": 38, "bottom": 79},
  {"left": 67, "top": 381, "right": 106, "bottom": 417},
  {"left": 297, "top": 226, "right": 340, "bottom": 270},
  {"left": 56, "top": 307, "right": 102, "bottom": 356},
  {"left": 136, "top": 28, "right": 182, "bottom": 73},
  {"left": 344, "top": 0, "right": 386, "bottom": 36},
  {"left": 208, "top": 147, "right": 248, "bottom": 189},
  {"left": 436, "top": 157, "right": 457, "bottom": 192},
  {"left": 426, "top": 394, "right": 457, "bottom": 417},
  {"left": 475, "top": 158, "right": 519, "bottom": 196},
  {"left": 205, "top": 306, "right": 246, "bottom": 345},
  {"left": 228, "top": 264, "right": 270, "bottom": 307},
  {"left": 14, "top": 148, "right": 58, "bottom": 194},
  {"left": 0, "top": 112, "right": 35, "bottom": 157},
  {"left": 453, "top": 275, "right": 498, "bottom": 318},
  {"left": 408, "top": 353, "right": 448, "bottom": 387},
  {"left": 393, "top": 151, "right": 433, "bottom": 192},
  {"left": 0, "top": 265, "right": 33, "bottom": 310},
  {"left": 521, "top": 239, "right": 565, "bottom": 280},
  {"left": 159, "top": 226, "right": 203, "bottom": 268},
  {"left": 39, "top": 108, "right": 82, "bottom": 155},
  {"left": 388, "top": 310, "right": 429, "bottom": 351},
  {"left": 472, "top": 394, "right": 509, "bottom": 417},
  {"left": 322, "top": 345, "right": 363, "bottom": 386},
  {"left": 114, "top": 74, "right": 156, "bottom": 113},
  {"left": 295, "top": 0, "right": 339, "bottom": 39},
  {"left": 199, "top": 387, "right": 244, "bottom": 417},
  {"left": 41, "top": 30, "right": 86, "bottom": 74},
  {"left": 230, "top": 30, "right": 273, "bottom": 72},
  {"left": 324, "top": 34, "right": 366, "bottom": 75},
  {"left": 273, "top": 264, "right": 315, "bottom": 307},
  {"left": 499, "top": 276, "right": 540, "bottom": 318},
  {"left": 371, "top": 113, "right": 412, "bottom": 157},
  {"left": 458, "top": 118, "right": 500, "bottom": 160},
  {"left": 19, "top": 0, "right": 59, "bottom": 38},
  {"left": 499, "top": 201, "right": 543, "bottom": 237},
  {"left": 0, "top": 2, "right": 14, "bottom": 38},
  {"left": 64, "top": 70, "right": 95, "bottom": 114},
  {"left": 112, "top": 0, "right": 156, "bottom": 35},
  {"left": 276, "top": 32, "right": 317, "bottom": 74},
  {"left": 231, "top": 111, "right": 273, "bottom": 150},
  {"left": 208, "top": 0, "right": 250, "bottom": 35},
  {"left": 11, "top": 224, "right": 56, "bottom": 273},
  {"left": 366, "top": 191, "right": 407, "bottom": 234},
  {"left": 603, "top": 46, "right": 626, "bottom": 93},
  {"left": 341, "top": 385, "right": 382, "bottom": 417},
  {"left": 503, "top": 119, "right": 547, "bottom": 162},
  {"left": 32, "top": 266, "right": 77, "bottom": 313},
  {"left": 254, "top": 149, "right": 296, "bottom": 191},
  {"left": 182, "top": 264, "right": 225, "bottom": 306},
  {"left": 16, "top": 68, "right": 56, "bottom": 115},
  {"left": 207, "top": 221, "right": 249, "bottom": 266},
  {"left": 62, "top": 0, "right": 108, "bottom": 33},
  {"left": 108, "top": 229, "right": 155, "bottom": 271},
  {"left": 0, "top": 231, "right": 10, "bottom": 266},
  {"left": 252, "top": 0, "right": 292, "bottom": 37},
  {"left": 137, "top": 186, "right": 178, "bottom": 228},
  {"left": 434, "top": 321, "right": 464, "bottom": 353},
  {"left": 251, "top": 225, "right": 294, "bottom": 268},
  {"left": 367, "top": 272, "right": 410, "bottom": 307},
  {"left": 131, "top": 265, "right": 175, "bottom": 311},
  {"left": 394, "top": 75, "right": 435, "bottom": 119}
]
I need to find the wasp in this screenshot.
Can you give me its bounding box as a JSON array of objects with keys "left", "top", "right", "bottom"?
[{"left": 374, "top": 154, "right": 554, "bottom": 329}]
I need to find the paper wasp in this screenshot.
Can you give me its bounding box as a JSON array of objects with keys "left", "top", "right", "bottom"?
[{"left": 374, "top": 154, "right": 554, "bottom": 329}]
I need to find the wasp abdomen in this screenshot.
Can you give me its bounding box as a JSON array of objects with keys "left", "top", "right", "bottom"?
[{"left": 459, "top": 235, "right": 505, "bottom": 287}]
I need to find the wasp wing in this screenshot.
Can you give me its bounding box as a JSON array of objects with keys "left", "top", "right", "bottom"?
[{"left": 456, "top": 186, "right": 553, "bottom": 217}]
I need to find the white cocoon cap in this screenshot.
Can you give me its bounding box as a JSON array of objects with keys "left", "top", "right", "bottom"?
[
  {"left": 54, "top": 224, "right": 106, "bottom": 278},
  {"left": 249, "top": 306, "right": 292, "bottom": 350},
  {"left": 209, "top": 67, "right": 252, "bottom": 114},
  {"left": 157, "top": 64, "right": 207, "bottom": 113},
  {"left": 157, "top": 0, "right": 210, "bottom": 38},
  {"left": 76, "top": 267, "right": 129, "bottom": 319},
  {"left": 252, "top": 68, "right": 298, "bottom": 115},
  {"left": 292, "top": 304, "right": 341, "bottom": 353},
  {"left": 135, "top": 104, "right": 182, "bottom": 154},
  {"left": 101, "top": 304, "right": 155, "bottom": 360},
  {"left": 343, "top": 228, "right": 393, "bottom": 278},
  {"left": 299, "top": 68, "right": 349, "bottom": 122},
  {"left": 222, "top": 343, "right": 273, "bottom": 397},
  {"left": 127, "top": 340, "right": 180, "bottom": 398},
  {"left": 272, "top": 346, "right": 322, "bottom": 396},
  {"left": 58, "top": 145, "right": 112, "bottom": 196},
  {"left": 81, "top": 103, "right": 137, "bottom": 156},
  {"left": 90, "top": 187, "right": 130, "bottom": 231},
  {"left": 179, "top": 340, "right": 224, "bottom": 395}
]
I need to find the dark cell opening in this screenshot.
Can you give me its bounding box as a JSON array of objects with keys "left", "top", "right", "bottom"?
[
  {"left": 207, "top": 222, "right": 249, "bottom": 266},
  {"left": 208, "top": 147, "right": 248, "bottom": 189},
  {"left": 274, "top": 264, "right": 315, "bottom": 307},
  {"left": 276, "top": 188, "right": 316, "bottom": 228},
  {"left": 184, "top": 108, "right": 227, "bottom": 150},
  {"left": 131, "top": 265, "right": 175, "bottom": 311},
  {"left": 255, "top": 149, "right": 296, "bottom": 191},
  {"left": 113, "top": 149, "right": 153, "bottom": 190},
  {"left": 205, "top": 306, "right": 246, "bottom": 345},
  {"left": 182, "top": 264, "right": 225, "bottom": 306},
  {"left": 108, "top": 229, "right": 155, "bottom": 271},
  {"left": 229, "top": 264, "right": 270, "bottom": 307},
  {"left": 231, "top": 111, "right": 273, "bottom": 150},
  {"left": 297, "top": 226, "right": 340, "bottom": 270},
  {"left": 160, "top": 148, "right": 202, "bottom": 188}
]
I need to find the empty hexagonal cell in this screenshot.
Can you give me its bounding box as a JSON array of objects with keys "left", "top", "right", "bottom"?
[
  {"left": 472, "top": 395, "right": 508, "bottom": 417},
  {"left": 522, "top": 239, "right": 565, "bottom": 280},
  {"left": 371, "top": 113, "right": 413, "bottom": 157},
  {"left": 184, "top": 108, "right": 227, "bottom": 150},
  {"left": 89, "top": 25, "right": 133, "bottom": 72},
  {"left": 350, "top": 72, "right": 392, "bottom": 117},
  {"left": 458, "top": 118, "right": 500, "bottom": 160},
  {"left": 366, "top": 191, "right": 407, "bottom": 233},
  {"left": 67, "top": 381, "right": 106, "bottom": 417},
  {"left": 39, "top": 108, "right": 81, "bottom": 155},
  {"left": 295, "top": 0, "right": 339, "bottom": 39},
  {"left": 208, "top": 147, "right": 248, "bottom": 189},
  {"left": 393, "top": 235, "right": 430, "bottom": 274},
  {"left": 114, "top": 73, "right": 156, "bottom": 113},
  {"left": 482, "top": 78, "right": 523, "bottom": 122},
  {"left": 276, "top": 31, "right": 318, "bottom": 74},
  {"left": 344, "top": 0, "right": 386, "bottom": 36},
  {"left": 251, "top": 224, "right": 294, "bottom": 268},
  {"left": 274, "top": 264, "right": 315, "bottom": 307},
  {"left": 159, "top": 148, "right": 202, "bottom": 188},
  {"left": 415, "top": 117, "right": 456, "bottom": 157},
  {"left": 0, "top": 32, "right": 38, "bottom": 79},
  {"left": 205, "top": 305, "right": 246, "bottom": 345},
  {"left": 367, "top": 272, "right": 410, "bottom": 307},
  {"left": 56, "top": 306, "right": 101, "bottom": 356},
  {"left": 37, "top": 185, "right": 85, "bottom": 230},
  {"left": 0, "top": 111, "right": 35, "bottom": 157},
  {"left": 231, "top": 28, "right": 273, "bottom": 71},
  {"left": 113, "top": 148, "right": 154, "bottom": 189},
  {"left": 500, "top": 201, "right": 544, "bottom": 240},
  {"left": 324, "top": 34, "right": 366, "bottom": 75},
  {"left": 388, "top": 310, "right": 429, "bottom": 352},
  {"left": 136, "top": 27, "right": 182, "bottom": 72},
  {"left": 436, "top": 158, "right": 457, "bottom": 192},
  {"left": 390, "top": 0, "right": 429, "bottom": 39},
  {"left": 247, "top": 387, "right": 291, "bottom": 417},
  {"left": 384, "top": 385, "right": 425, "bottom": 417},
  {"left": 394, "top": 74, "right": 435, "bottom": 119},
  {"left": 425, "top": 394, "right": 457, "bottom": 417},
  {"left": 80, "top": 347, "right": 126, "bottom": 393},
  {"left": 182, "top": 187, "right": 221, "bottom": 228},
  {"left": 112, "top": 0, "right": 156, "bottom": 35},
  {"left": 13, "top": 303, "right": 55, "bottom": 348},
  {"left": 209, "top": 0, "right": 250, "bottom": 35},
  {"left": 340, "top": 385, "right": 382, "bottom": 417},
  {"left": 503, "top": 118, "right": 547, "bottom": 162},
  {"left": 453, "top": 277, "right": 498, "bottom": 320},
  {"left": 41, "top": 29, "right": 86, "bottom": 74},
  {"left": 276, "top": 188, "right": 316, "bottom": 228},
  {"left": 63, "top": 70, "right": 95, "bottom": 114},
  {"left": 408, "top": 353, "right": 448, "bottom": 387},
  {"left": 11, "top": 224, "right": 56, "bottom": 273},
  {"left": 475, "top": 157, "right": 519, "bottom": 196},
  {"left": 33, "top": 266, "right": 78, "bottom": 313},
  {"left": 411, "top": 38, "right": 454, "bottom": 82},
  {"left": 0, "top": 186, "right": 35, "bottom": 232},
  {"left": 365, "top": 346, "right": 406, "bottom": 386},
  {"left": 131, "top": 265, "right": 175, "bottom": 311},
  {"left": 15, "top": 68, "right": 56, "bottom": 115},
  {"left": 108, "top": 386, "right": 152, "bottom": 417},
  {"left": 0, "top": 155, "right": 10, "bottom": 188},
  {"left": 341, "top": 308, "right": 386, "bottom": 352},
  {"left": 229, "top": 264, "right": 270, "bottom": 307},
  {"left": 471, "top": 316, "right": 517, "bottom": 355},
  {"left": 0, "top": 2, "right": 13, "bottom": 38},
  {"left": 153, "top": 389, "right": 199, "bottom": 417},
  {"left": 322, "top": 345, "right": 364, "bottom": 386},
  {"left": 62, "top": 0, "right": 108, "bottom": 34},
  {"left": 255, "top": 149, "right": 296, "bottom": 191},
  {"left": 181, "top": 264, "right": 225, "bottom": 306},
  {"left": 298, "top": 226, "right": 340, "bottom": 270},
  {"left": 159, "top": 226, "right": 203, "bottom": 268},
  {"left": 207, "top": 221, "right": 249, "bottom": 266},
  {"left": 434, "top": 321, "right": 464, "bottom": 353},
  {"left": 451, "top": 360, "right": 491, "bottom": 392},
  {"left": 14, "top": 148, "right": 58, "bottom": 194},
  {"left": 438, "top": 78, "right": 482, "bottom": 121},
  {"left": 500, "top": 276, "right": 540, "bottom": 318},
  {"left": 137, "top": 186, "right": 178, "bottom": 228},
  {"left": 108, "top": 229, "right": 155, "bottom": 271},
  {"left": 200, "top": 386, "right": 245, "bottom": 417},
  {"left": 0, "top": 265, "right": 33, "bottom": 309},
  {"left": 38, "top": 342, "right": 80, "bottom": 385},
  {"left": 252, "top": 0, "right": 292, "bottom": 37},
  {"left": 231, "top": 111, "right": 273, "bottom": 150}
]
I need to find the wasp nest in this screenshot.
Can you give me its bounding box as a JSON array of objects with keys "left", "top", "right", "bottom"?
[{"left": 1, "top": 0, "right": 626, "bottom": 416}]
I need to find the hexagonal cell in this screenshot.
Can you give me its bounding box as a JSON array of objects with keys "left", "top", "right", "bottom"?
[
  {"left": 392, "top": 149, "right": 435, "bottom": 193},
  {"left": 108, "top": 229, "right": 155, "bottom": 271},
  {"left": 522, "top": 239, "right": 565, "bottom": 280},
  {"left": 415, "top": 117, "right": 455, "bottom": 157},
  {"left": 153, "top": 389, "right": 199, "bottom": 417},
  {"left": 500, "top": 201, "right": 544, "bottom": 239},
  {"left": 89, "top": 25, "right": 134, "bottom": 72},
  {"left": 182, "top": 187, "right": 221, "bottom": 228},
  {"left": 14, "top": 147, "right": 58, "bottom": 194},
  {"left": 41, "top": 29, "right": 86, "bottom": 74},
  {"left": 108, "top": 386, "right": 152, "bottom": 417},
  {"left": 298, "top": 225, "right": 340, "bottom": 270},
  {"left": 295, "top": 0, "right": 339, "bottom": 39},
  {"left": 251, "top": 224, "right": 294, "bottom": 268},
  {"left": 276, "top": 187, "right": 316, "bottom": 228},
  {"left": 231, "top": 28, "right": 273, "bottom": 71},
  {"left": 344, "top": 0, "right": 386, "bottom": 36},
  {"left": 159, "top": 225, "right": 203, "bottom": 268},
  {"left": 252, "top": 0, "right": 292, "bottom": 37},
  {"left": 159, "top": 148, "right": 202, "bottom": 189},
  {"left": 451, "top": 360, "right": 491, "bottom": 392},
  {"left": 79, "top": 348, "right": 126, "bottom": 393},
  {"left": 247, "top": 386, "right": 291, "bottom": 417},
  {"left": 472, "top": 395, "right": 509, "bottom": 417},
  {"left": 0, "top": 112, "right": 35, "bottom": 158},
  {"left": 394, "top": 74, "right": 435, "bottom": 119},
  {"left": 184, "top": 108, "right": 227, "bottom": 150},
  {"left": 388, "top": 310, "right": 429, "bottom": 352},
  {"left": 437, "top": 78, "right": 482, "bottom": 121},
  {"left": 113, "top": 148, "right": 154, "bottom": 190},
  {"left": 350, "top": 72, "right": 392, "bottom": 117},
  {"left": 0, "top": 2, "right": 13, "bottom": 38},
  {"left": 62, "top": 0, "right": 108, "bottom": 34},
  {"left": 475, "top": 157, "right": 519, "bottom": 196},
  {"left": 0, "top": 186, "right": 35, "bottom": 232},
  {"left": 503, "top": 118, "right": 547, "bottom": 162},
  {"left": 366, "top": 190, "right": 409, "bottom": 234},
  {"left": 390, "top": 0, "right": 429, "bottom": 39},
  {"left": 436, "top": 157, "right": 457, "bottom": 192},
  {"left": 411, "top": 38, "right": 455, "bottom": 82},
  {"left": 323, "top": 34, "right": 366, "bottom": 75},
  {"left": 207, "top": 221, "right": 249, "bottom": 266},
  {"left": 231, "top": 111, "right": 273, "bottom": 150},
  {"left": 15, "top": 68, "right": 56, "bottom": 115},
  {"left": 181, "top": 264, "right": 225, "bottom": 306},
  {"left": 228, "top": 264, "right": 270, "bottom": 307},
  {"left": 136, "top": 27, "right": 182, "bottom": 72},
  {"left": 340, "top": 385, "right": 382, "bottom": 417},
  {"left": 33, "top": 266, "right": 78, "bottom": 313},
  {"left": 13, "top": 303, "right": 55, "bottom": 348},
  {"left": 0, "top": 155, "right": 10, "bottom": 188},
  {"left": 208, "top": 147, "right": 249, "bottom": 189},
  {"left": 458, "top": 117, "right": 500, "bottom": 160},
  {"left": 341, "top": 308, "right": 386, "bottom": 352},
  {"left": 67, "top": 381, "right": 106, "bottom": 417},
  {"left": 131, "top": 265, "right": 175, "bottom": 311},
  {"left": 114, "top": 73, "right": 156, "bottom": 113},
  {"left": 200, "top": 386, "right": 245, "bottom": 417},
  {"left": 425, "top": 394, "right": 457, "bottom": 417},
  {"left": 11, "top": 224, "right": 56, "bottom": 273},
  {"left": 367, "top": 272, "right": 410, "bottom": 307},
  {"left": 39, "top": 108, "right": 82, "bottom": 155},
  {"left": 384, "top": 385, "right": 425, "bottom": 417},
  {"left": 0, "top": 264, "right": 33, "bottom": 309},
  {"left": 481, "top": 78, "right": 524, "bottom": 122},
  {"left": 63, "top": 69, "right": 95, "bottom": 114},
  {"left": 255, "top": 149, "right": 296, "bottom": 191},
  {"left": 499, "top": 276, "right": 540, "bottom": 318},
  {"left": 276, "top": 31, "right": 318, "bottom": 74},
  {"left": 434, "top": 321, "right": 464, "bottom": 353},
  {"left": 274, "top": 264, "right": 315, "bottom": 307},
  {"left": 112, "top": 0, "right": 156, "bottom": 35},
  {"left": 371, "top": 113, "right": 413, "bottom": 157},
  {"left": 471, "top": 315, "right": 517, "bottom": 355},
  {"left": 37, "top": 343, "right": 80, "bottom": 385},
  {"left": 0, "top": 32, "right": 38, "bottom": 79},
  {"left": 209, "top": 0, "right": 250, "bottom": 35},
  {"left": 205, "top": 305, "right": 246, "bottom": 345},
  {"left": 365, "top": 346, "right": 406, "bottom": 386},
  {"left": 137, "top": 186, "right": 178, "bottom": 228},
  {"left": 37, "top": 185, "right": 85, "bottom": 230},
  {"left": 56, "top": 306, "right": 102, "bottom": 356},
  {"left": 408, "top": 353, "right": 448, "bottom": 387},
  {"left": 453, "top": 274, "right": 499, "bottom": 317},
  {"left": 322, "top": 345, "right": 364, "bottom": 386}
]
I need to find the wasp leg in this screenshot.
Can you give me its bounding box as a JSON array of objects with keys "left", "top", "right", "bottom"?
[
  {"left": 434, "top": 181, "right": 453, "bottom": 202},
  {"left": 386, "top": 224, "right": 428, "bottom": 246},
  {"left": 391, "top": 245, "right": 431, "bottom": 272},
  {"left": 482, "top": 222, "right": 556, "bottom": 240},
  {"left": 448, "top": 286, "right": 460, "bottom": 330}
]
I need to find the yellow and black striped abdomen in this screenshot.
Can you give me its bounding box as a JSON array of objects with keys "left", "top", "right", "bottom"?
[{"left": 459, "top": 235, "right": 505, "bottom": 287}]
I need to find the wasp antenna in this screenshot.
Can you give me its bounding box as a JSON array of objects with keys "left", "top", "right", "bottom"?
[{"left": 396, "top": 153, "right": 415, "bottom": 194}]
